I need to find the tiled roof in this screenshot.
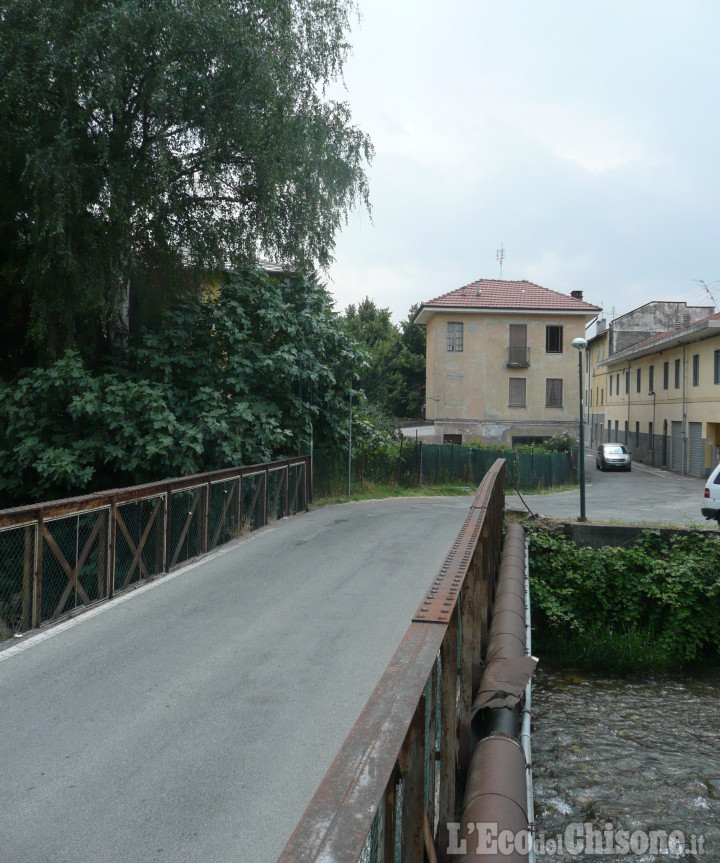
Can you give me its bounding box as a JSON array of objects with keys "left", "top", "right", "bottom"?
[{"left": 421, "top": 279, "right": 601, "bottom": 312}]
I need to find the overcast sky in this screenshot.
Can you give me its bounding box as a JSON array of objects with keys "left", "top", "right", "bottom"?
[{"left": 324, "top": 0, "right": 720, "bottom": 327}]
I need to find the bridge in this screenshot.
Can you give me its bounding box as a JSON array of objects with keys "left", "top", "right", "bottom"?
[{"left": 0, "top": 458, "right": 533, "bottom": 863}]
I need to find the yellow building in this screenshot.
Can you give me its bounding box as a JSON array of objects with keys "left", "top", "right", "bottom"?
[
  {"left": 600, "top": 312, "right": 720, "bottom": 476},
  {"left": 415, "top": 279, "right": 601, "bottom": 446}
]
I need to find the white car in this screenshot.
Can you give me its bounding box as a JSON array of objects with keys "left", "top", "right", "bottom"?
[{"left": 702, "top": 462, "right": 720, "bottom": 524}]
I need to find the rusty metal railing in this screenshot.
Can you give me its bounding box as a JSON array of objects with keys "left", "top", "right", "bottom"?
[
  {"left": 277, "top": 458, "right": 507, "bottom": 863},
  {"left": 0, "top": 456, "right": 309, "bottom": 637}
]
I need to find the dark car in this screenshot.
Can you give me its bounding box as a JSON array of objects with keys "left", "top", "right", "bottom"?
[{"left": 596, "top": 443, "right": 631, "bottom": 471}]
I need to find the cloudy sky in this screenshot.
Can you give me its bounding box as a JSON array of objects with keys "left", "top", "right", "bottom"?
[{"left": 324, "top": 0, "right": 720, "bottom": 327}]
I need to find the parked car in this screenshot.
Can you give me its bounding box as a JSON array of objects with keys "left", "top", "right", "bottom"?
[
  {"left": 702, "top": 462, "right": 720, "bottom": 524},
  {"left": 596, "top": 443, "right": 631, "bottom": 471}
]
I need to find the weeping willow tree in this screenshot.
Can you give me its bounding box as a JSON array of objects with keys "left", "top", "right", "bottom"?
[{"left": 0, "top": 0, "right": 372, "bottom": 374}]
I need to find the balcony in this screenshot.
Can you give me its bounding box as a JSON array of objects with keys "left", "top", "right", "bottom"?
[{"left": 506, "top": 346, "right": 530, "bottom": 367}]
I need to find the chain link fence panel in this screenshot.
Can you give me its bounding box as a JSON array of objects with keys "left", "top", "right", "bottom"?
[
  {"left": 40, "top": 509, "right": 109, "bottom": 624},
  {"left": 0, "top": 523, "right": 34, "bottom": 638},
  {"left": 115, "top": 495, "right": 165, "bottom": 591},
  {"left": 168, "top": 486, "right": 207, "bottom": 569}
]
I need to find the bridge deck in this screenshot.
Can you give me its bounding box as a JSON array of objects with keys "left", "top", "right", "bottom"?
[{"left": 0, "top": 496, "right": 471, "bottom": 863}]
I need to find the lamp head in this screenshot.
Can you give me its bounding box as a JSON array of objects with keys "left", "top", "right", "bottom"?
[{"left": 571, "top": 337, "right": 588, "bottom": 351}]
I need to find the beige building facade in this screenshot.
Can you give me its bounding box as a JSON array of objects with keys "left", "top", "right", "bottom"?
[
  {"left": 415, "top": 279, "right": 601, "bottom": 446},
  {"left": 598, "top": 313, "right": 720, "bottom": 476}
]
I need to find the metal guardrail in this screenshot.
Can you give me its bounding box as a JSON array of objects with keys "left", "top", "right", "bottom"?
[
  {"left": 0, "top": 457, "right": 309, "bottom": 638},
  {"left": 277, "top": 458, "right": 507, "bottom": 863}
]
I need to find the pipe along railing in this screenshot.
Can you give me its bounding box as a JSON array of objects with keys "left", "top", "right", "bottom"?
[
  {"left": 0, "top": 457, "right": 309, "bottom": 637},
  {"left": 277, "top": 459, "right": 537, "bottom": 863}
]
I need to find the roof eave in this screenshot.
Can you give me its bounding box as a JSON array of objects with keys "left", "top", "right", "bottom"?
[
  {"left": 601, "top": 319, "right": 720, "bottom": 365},
  {"left": 414, "top": 305, "right": 601, "bottom": 325}
]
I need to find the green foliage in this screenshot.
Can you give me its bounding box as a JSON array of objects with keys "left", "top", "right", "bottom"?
[
  {"left": 468, "top": 432, "right": 577, "bottom": 455},
  {"left": 529, "top": 528, "right": 720, "bottom": 671},
  {"left": 0, "top": 0, "right": 372, "bottom": 373},
  {"left": 0, "top": 268, "right": 365, "bottom": 505},
  {"left": 341, "top": 298, "right": 426, "bottom": 418}
]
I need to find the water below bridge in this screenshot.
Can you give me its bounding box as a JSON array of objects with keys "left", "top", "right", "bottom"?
[{"left": 531, "top": 664, "right": 720, "bottom": 861}]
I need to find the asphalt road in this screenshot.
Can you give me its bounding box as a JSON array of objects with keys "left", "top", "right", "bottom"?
[
  {"left": 506, "top": 453, "right": 712, "bottom": 527},
  {"left": 0, "top": 496, "right": 471, "bottom": 863}
]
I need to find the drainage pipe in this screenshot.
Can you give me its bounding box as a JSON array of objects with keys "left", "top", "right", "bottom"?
[
  {"left": 459, "top": 523, "right": 535, "bottom": 862},
  {"left": 521, "top": 535, "right": 536, "bottom": 863}
]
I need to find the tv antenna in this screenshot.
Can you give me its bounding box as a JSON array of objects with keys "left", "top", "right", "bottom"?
[
  {"left": 695, "top": 279, "right": 719, "bottom": 309},
  {"left": 496, "top": 243, "right": 505, "bottom": 279}
]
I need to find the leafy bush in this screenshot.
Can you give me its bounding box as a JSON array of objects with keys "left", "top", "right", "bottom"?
[
  {"left": 529, "top": 528, "right": 720, "bottom": 671},
  {"left": 0, "top": 268, "right": 369, "bottom": 506},
  {"left": 468, "top": 431, "right": 577, "bottom": 455}
]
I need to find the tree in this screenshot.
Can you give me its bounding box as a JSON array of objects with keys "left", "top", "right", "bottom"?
[
  {"left": 0, "top": 267, "right": 366, "bottom": 505},
  {"left": 0, "top": 0, "right": 372, "bottom": 373},
  {"left": 341, "top": 298, "right": 426, "bottom": 418}
]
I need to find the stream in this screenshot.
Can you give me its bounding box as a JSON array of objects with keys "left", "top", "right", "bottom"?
[{"left": 531, "top": 664, "right": 720, "bottom": 861}]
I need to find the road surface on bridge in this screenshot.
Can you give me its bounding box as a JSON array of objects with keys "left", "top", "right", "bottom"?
[{"left": 0, "top": 496, "right": 472, "bottom": 863}]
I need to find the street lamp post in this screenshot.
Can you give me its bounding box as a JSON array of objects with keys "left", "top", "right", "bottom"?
[{"left": 572, "top": 337, "right": 588, "bottom": 522}]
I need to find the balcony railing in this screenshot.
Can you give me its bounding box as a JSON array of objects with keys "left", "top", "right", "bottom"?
[{"left": 507, "top": 346, "right": 531, "bottom": 366}]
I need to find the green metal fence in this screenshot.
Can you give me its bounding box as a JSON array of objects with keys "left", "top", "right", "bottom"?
[{"left": 313, "top": 441, "right": 573, "bottom": 497}]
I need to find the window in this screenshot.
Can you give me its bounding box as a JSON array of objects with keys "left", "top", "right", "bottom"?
[
  {"left": 663, "top": 361, "right": 669, "bottom": 389},
  {"left": 601, "top": 388, "right": 604, "bottom": 406},
  {"left": 545, "top": 325, "right": 563, "bottom": 353},
  {"left": 616, "top": 373, "right": 620, "bottom": 394},
  {"left": 545, "top": 378, "right": 563, "bottom": 407},
  {"left": 609, "top": 376, "right": 613, "bottom": 396},
  {"left": 635, "top": 421, "right": 640, "bottom": 447},
  {"left": 625, "top": 371, "right": 629, "bottom": 394},
  {"left": 674, "top": 358, "right": 681, "bottom": 389},
  {"left": 636, "top": 368, "right": 641, "bottom": 393},
  {"left": 508, "top": 324, "right": 528, "bottom": 365},
  {"left": 624, "top": 420, "right": 629, "bottom": 444},
  {"left": 715, "top": 350, "right": 720, "bottom": 385},
  {"left": 443, "top": 433, "right": 462, "bottom": 445},
  {"left": 447, "top": 322, "right": 463, "bottom": 352},
  {"left": 649, "top": 365, "right": 654, "bottom": 393},
  {"left": 692, "top": 354, "right": 700, "bottom": 386},
  {"left": 649, "top": 421, "right": 653, "bottom": 444},
  {"left": 508, "top": 378, "right": 526, "bottom": 407}
]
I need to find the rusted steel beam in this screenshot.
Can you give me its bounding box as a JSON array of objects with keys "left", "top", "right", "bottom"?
[
  {"left": 436, "top": 608, "right": 459, "bottom": 863},
  {"left": 414, "top": 460, "right": 506, "bottom": 625},
  {"left": 277, "top": 622, "right": 446, "bottom": 863},
  {"left": 400, "top": 696, "right": 426, "bottom": 862},
  {"left": 0, "top": 457, "right": 310, "bottom": 527}
]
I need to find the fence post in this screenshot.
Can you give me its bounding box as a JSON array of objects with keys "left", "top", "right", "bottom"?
[
  {"left": 204, "top": 481, "right": 211, "bottom": 553},
  {"left": 399, "top": 694, "right": 426, "bottom": 862},
  {"left": 108, "top": 497, "right": 116, "bottom": 600},
  {"left": 33, "top": 512, "right": 44, "bottom": 629},
  {"left": 437, "top": 607, "right": 459, "bottom": 862},
  {"left": 22, "top": 524, "right": 34, "bottom": 631},
  {"left": 164, "top": 489, "right": 171, "bottom": 573},
  {"left": 264, "top": 469, "right": 269, "bottom": 526}
]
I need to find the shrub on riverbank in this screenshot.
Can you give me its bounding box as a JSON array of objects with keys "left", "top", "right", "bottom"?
[{"left": 528, "top": 528, "right": 720, "bottom": 673}]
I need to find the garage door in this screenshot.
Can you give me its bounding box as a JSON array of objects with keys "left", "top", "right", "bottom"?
[
  {"left": 671, "top": 421, "right": 683, "bottom": 472},
  {"left": 688, "top": 422, "right": 704, "bottom": 477}
]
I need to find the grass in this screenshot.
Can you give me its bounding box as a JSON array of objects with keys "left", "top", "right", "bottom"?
[
  {"left": 535, "top": 625, "right": 684, "bottom": 675},
  {"left": 311, "top": 481, "right": 475, "bottom": 507}
]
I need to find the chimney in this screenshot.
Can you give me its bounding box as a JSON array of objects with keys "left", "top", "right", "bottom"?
[
  {"left": 571, "top": 290, "right": 583, "bottom": 301},
  {"left": 683, "top": 313, "right": 691, "bottom": 328}
]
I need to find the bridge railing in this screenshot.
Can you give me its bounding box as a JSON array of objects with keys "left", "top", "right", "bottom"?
[
  {"left": 0, "top": 456, "right": 309, "bottom": 638},
  {"left": 277, "top": 458, "right": 506, "bottom": 863}
]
